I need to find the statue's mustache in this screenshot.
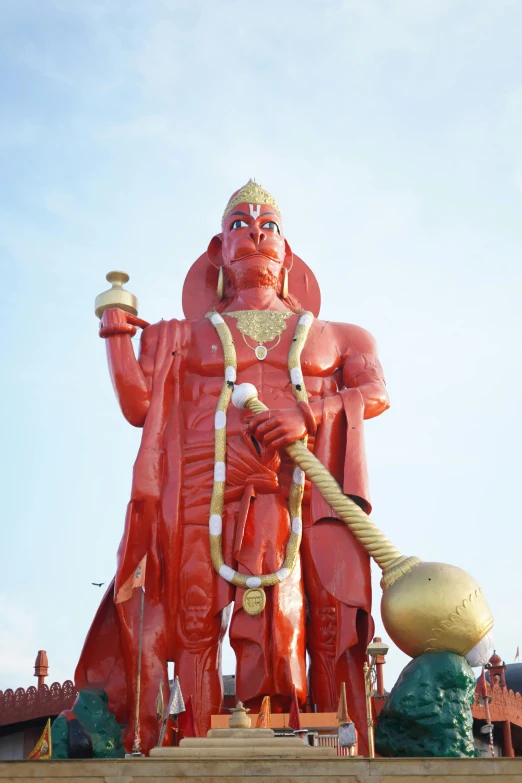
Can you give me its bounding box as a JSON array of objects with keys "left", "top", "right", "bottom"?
[{"left": 233, "top": 251, "right": 275, "bottom": 262}]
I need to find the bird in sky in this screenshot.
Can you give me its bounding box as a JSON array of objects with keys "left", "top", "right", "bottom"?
[{"left": 91, "top": 582, "right": 105, "bottom": 587}]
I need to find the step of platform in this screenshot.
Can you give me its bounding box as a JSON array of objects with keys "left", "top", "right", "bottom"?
[{"left": 1, "top": 757, "right": 522, "bottom": 782}]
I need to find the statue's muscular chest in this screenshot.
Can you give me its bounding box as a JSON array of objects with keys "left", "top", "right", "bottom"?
[{"left": 184, "top": 316, "right": 340, "bottom": 411}]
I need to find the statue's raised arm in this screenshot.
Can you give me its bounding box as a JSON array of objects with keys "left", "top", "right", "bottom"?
[{"left": 98, "top": 306, "right": 156, "bottom": 427}]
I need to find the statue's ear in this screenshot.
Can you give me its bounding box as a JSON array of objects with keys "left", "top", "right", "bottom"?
[
  {"left": 207, "top": 233, "right": 224, "bottom": 268},
  {"left": 283, "top": 239, "right": 294, "bottom": 272}
]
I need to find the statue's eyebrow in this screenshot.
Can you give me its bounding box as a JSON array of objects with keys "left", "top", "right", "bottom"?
[
  {"left": 230, "top": 210, "right": 250, "bottom": 217},
  {"left": 260, "top": 211, "right": 278, "bottom": 217}
]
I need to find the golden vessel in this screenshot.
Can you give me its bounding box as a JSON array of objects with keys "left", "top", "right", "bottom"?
[{"left": 95, "top": 271, "right": 138, "bottom": 319}]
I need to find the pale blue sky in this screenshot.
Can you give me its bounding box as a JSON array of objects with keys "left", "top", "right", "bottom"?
[{"left": 1, "top": 0, "right": 521, "bottom": 695}]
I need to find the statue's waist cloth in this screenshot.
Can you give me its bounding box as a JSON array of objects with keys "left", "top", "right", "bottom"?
[
  {"left": 182, "top": 427, "right": 307, "bottom": 522},
  {"left": 180, "top": 417, "right": 372, "bottom": 612}
]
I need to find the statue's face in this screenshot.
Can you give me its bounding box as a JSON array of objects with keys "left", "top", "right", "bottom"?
[{"left": 222, "top": 202, "right": 285, "bottom": 275}]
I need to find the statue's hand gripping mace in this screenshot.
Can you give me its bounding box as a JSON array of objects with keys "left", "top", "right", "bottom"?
[
  {"left": 232, "top": 383, "right": 493, "bottom": 661},
  {"left": 232, "top": 384, "right": 418, "bottom": 587}
]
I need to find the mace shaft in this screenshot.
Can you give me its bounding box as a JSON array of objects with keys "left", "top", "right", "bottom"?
[{"left": 244, "top": 394, "right": 418, "bottom": 582}]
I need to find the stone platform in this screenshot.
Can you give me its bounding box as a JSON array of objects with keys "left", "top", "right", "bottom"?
[
  {"left": 150, "top": 727, "right": 336, "bottom": 759},
  {"left": 1, "top": 757, "right": 522, "bottom": 782}
]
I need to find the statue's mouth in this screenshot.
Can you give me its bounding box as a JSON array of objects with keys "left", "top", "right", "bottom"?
[{"left": 231, "top": 251, "right": 279, "bottom": 263}]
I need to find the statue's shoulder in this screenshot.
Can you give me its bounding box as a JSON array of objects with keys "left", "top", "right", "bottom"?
[
  {"left": 313, "top": 319, "right": 378, "bottom": 355},
  {"left": 185, "top": 315, "right": 217, "bottom": 335}
]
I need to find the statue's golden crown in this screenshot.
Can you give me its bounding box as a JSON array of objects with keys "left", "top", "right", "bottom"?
[{"left": 223, "top": 179, "right": 281, "bottom": 221}]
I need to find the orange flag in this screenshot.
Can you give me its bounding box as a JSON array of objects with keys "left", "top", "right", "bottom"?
[
  {"left": 28, "top": 718, "right": 52, "bottom": 760},
  {"left": 515, "top": 646, "right": 520, "bottom": 662},
  {"left": 178, "top": 696, "right": 196, "bottom": 738},
  {"left": 115, "top": 555, "right": 147, "bottom": 603},
  {"left": 336, "top": 681, "right": 350, "bottom": 724},
  {"left": 256, "top": 696, "right": 271, "bottom": 728}
]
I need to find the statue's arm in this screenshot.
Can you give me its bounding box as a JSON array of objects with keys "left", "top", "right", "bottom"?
[
  {"left": 339, "top": 325, "right": 390, "bottom": 419},
  {"left": 99, "top": 308, "right": 157, "bottom": 427}
]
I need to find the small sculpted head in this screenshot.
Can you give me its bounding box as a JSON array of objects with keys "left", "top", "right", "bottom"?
[{"left": 208, "top": 179, "right": 299, "bottom": 308}]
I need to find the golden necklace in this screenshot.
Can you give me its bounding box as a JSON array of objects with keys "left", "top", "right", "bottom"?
[
  {"left": 207, "top": 309, "right": 314, "bottom": 614},
  {"left": 225, "top": 310, "right": 293, "bottom": 361}
]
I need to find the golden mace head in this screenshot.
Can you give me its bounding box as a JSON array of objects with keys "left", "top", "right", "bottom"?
[
  {"left": 94, "top": 271, "right": 138, "bottom": 319},
  {"left": 381, "top": 561, "right": 494, "bottom": 660}
]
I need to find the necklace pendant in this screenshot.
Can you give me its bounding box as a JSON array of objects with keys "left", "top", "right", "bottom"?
[
  {"left": 243, "top": 587, "right": 266, "bottom": 615},
  {"left": 255, "top": 345, "right": 268, "bottom": 361}
]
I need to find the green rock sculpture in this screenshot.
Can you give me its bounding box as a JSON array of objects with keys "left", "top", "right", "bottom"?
[
  {"left": 375, "top": 651, "right": 476, "bottom": 757},
  {"left": 51, "top": 689, "right": 125, "bottom": 759}
]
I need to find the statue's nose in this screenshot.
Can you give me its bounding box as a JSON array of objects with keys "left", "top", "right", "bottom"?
[{"left": 249, "top": 225, "right": 266, "bottom": 245}]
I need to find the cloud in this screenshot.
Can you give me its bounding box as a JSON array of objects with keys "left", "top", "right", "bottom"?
[
  {"left": 515, "top": 172, "right": 522, "bottom": 197},
  {"left": 0, "top": 121, "right": 42, "bottom": 147},
  {"left": 502, "top": 86, "right": 522, "bottom": 171},
  {"left": 42, "top": 190, "right": 95, "bottom": 225},
  {"left": 91, "top": 115, "right": 170, "bottom": 142},
  {"left": 18, "top": 42, "right": 77, "bottom": 86}
]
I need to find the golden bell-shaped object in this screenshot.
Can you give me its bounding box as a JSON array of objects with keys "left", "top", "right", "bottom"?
[
  {"left": 95, "top": 271, "right": 138, "bottom": 319},
  {"left": 381, "top": 561, "right": 494, "bottom": 659}
]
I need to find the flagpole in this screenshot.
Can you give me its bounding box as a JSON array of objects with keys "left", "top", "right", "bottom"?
[
  {"left": 157, "top": 713, "right": 169, "bottom": 748},
  {"left": 131, "top": 585, "right": 145, "bottom": 756},
  {"left": 157, "top": 677, "right": 174, "bottom": 748}
]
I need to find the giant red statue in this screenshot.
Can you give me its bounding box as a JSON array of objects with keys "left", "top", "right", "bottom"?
[{"left": 76, "top": 180, "right": 389, "bottom": 755}]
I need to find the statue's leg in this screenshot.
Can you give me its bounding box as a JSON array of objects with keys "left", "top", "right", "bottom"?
[
  {"left": 173, "top": 524, "right": 229, "bottom": 736},
  {"left": 301, "top": 544, "right": 338, "bottom": 709},
  {"left": 231, "top": 494, "right": 307, "bottom": 712},
  {"left": 301, "top": 523, "right": 372, "bottom": 754}
]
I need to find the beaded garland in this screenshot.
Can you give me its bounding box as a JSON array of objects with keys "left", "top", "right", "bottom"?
[{"left": 207, "top": 309, "right": 314, "bottom": 589}]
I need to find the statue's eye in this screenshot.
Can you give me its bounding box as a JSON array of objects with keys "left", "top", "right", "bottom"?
[
  {"left": 230, "top": 219, "right": 248, "bottom": 230},
  {"left": 261, "top": 221, "right": 280, "bottom": 234}
]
